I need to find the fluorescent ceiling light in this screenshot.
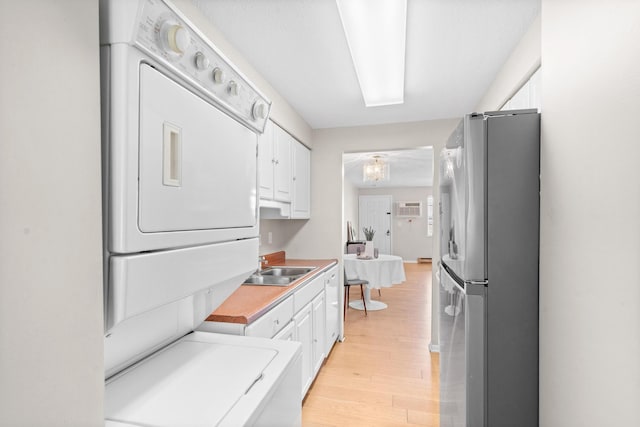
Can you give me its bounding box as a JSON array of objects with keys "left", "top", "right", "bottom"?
[{"left": 336, "top": 0, "right": 407, "bottom": 107}]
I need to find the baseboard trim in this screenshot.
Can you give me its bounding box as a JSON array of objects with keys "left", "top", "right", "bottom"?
[{"left": 428, "top": 342, "right": 439, "bottom": 353}]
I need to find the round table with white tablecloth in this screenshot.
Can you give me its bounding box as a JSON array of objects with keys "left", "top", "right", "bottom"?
[{"left": 343, "top": 253, "right": 406, "bottom": 311}]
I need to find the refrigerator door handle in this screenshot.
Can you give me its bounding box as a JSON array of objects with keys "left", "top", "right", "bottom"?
[{"left": 464, "top": 280, "right": 488, "bottom": 295}]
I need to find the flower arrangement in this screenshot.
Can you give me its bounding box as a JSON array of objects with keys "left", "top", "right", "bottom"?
[{"left": 363, "top": 226, "right": 376, "bottom": 241}]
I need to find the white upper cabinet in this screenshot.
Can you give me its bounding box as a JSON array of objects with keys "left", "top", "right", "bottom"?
[
  {"left": 259, "top": 119, "right": 311, "bottom": 219},
  {"left": 273, "top": 125, "right": 292, "bottom": 202},
  {"left": 259, "top": 120, "right": 290, "bottom": 202},
  {"left": 258, "top": 120, "right": 275, "bottom": 199},
  {"left": 291, "top": 141, "right": 311, "bottom": 219}
]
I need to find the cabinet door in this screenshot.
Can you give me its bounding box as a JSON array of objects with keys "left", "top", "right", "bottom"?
[
  {"left": 294, "top": 301, "right": 313, "bottom": 398},
  {"left": 324, "top": 265, "right": 340, "bottom": 355},
  {"left": 312, "top": 292, "right": 326, "bottom": 376},
  {"left": 258, "top": 120, "right": 275, "bottom": 199},
  {"left": 291, "top": 141, "right": 311, "bottom": 219},
  {"left": 273, "top": 125, "right": 292, "bottom": 202}
]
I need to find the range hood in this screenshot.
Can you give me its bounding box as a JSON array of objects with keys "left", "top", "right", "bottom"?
[{"left": 259, "top": 200, "right": 291, "bottom": 219}]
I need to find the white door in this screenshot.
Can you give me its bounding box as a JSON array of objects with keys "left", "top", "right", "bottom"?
[{"left": 359, "top": 195, "right": 392, "bottom": 254}]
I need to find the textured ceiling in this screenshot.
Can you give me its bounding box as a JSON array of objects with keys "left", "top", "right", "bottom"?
[
  {"left": 192, "top": 0, "right": 540, "bottom": 129},
  {"left": 191, "top": 0, "right": 538, "bottom": 188},
  {"left": 344, "top": 148, "right": 434, "bottom": 188}
]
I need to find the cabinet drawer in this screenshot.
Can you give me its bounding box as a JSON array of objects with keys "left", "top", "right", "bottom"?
[
  {"left": 272, "top": 320, "right": 295, "bottom": 341},
  {"left": 245, "top": 295, "right": 294, "bottom": 338},
  {"left": 294, "top": 275, "right": 324, "bottom": 313}
]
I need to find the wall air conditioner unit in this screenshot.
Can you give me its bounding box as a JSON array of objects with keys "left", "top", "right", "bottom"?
[{"left": 396, "top": 201, "right": 423, "bottom": 217}]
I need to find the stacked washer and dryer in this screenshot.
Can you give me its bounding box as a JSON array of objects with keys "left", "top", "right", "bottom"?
[{"left": 100, "top": 0, "right": 302, "bottom": 425}]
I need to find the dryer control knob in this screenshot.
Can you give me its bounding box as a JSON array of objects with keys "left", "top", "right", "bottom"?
[
  {"left": 252, "top": 101, "right": 268, "bottom": 120},
  {"left": 212, "top": 68, "right": 225, "bottom": 84},
  {"left": 194, "top": 52, "right": 209, "bottom": 70},
  {"left": 160, "top": 21, "right": 189, "bottom": 54},
  {"left": 228, "top": 80, "right": 239, "bottom": 96}
]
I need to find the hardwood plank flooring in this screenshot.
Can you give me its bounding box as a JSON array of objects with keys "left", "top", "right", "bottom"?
[{"left": 302, "top": 262, "right": 439, "bottom": 426}]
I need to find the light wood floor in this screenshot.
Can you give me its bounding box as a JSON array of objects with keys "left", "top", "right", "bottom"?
[{"left": 302, "top": 262, "right": 439, "bottom": 426}]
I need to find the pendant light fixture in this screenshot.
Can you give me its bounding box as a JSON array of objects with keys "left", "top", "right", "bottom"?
[{"left": 363, "top": 155, "right": 390, "bottom": 182}]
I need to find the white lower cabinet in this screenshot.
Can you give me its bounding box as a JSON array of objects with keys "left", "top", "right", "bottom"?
[
  {"left": 245, "top": 295, "right": 294, "bottom": 338},
  {"left": 324, "top": 265, "right": 340, "bottom": 355},
  {"left": 197, "top": 264, "right": 338, "bottom": 400},
  {"left": 292, "top": 273, "right": 326, "bottom": 398},
  {"left": 294, "top": 302, "right": 314, "bottom": 397},
  {"left": 293, "top": 292, "right": 325, "bottom": 398},
  {"left": 312, "top": 292, "right": 326, "bottom": 376}
]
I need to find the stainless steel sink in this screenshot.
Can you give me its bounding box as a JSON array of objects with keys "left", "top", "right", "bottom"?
[
  {"left": 242, "top": 275, "right": 294, "bottom": 286},
  {"left": 242, "top": 266, "right": 315, "bottom": 286},
  {"left": 260, "top": 267, "right": 315, "bottom": 277}
]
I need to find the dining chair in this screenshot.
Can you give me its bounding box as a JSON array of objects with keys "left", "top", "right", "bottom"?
[
  {"left": 344, "top": 270, "right": 368, "bottom": 319},
  {"left": 346, "top": 243, "right": 382, "bottom": 297},
  {"left": 346, "top": 243, "right": 365, "bottom": 255}
]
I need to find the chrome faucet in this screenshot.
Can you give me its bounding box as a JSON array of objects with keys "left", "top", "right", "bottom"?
[{"left": 257, "top": 256, "right": 268, "bottom": 274}]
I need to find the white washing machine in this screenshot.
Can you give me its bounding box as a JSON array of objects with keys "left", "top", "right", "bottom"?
[{"left": 100, "top": 0, "right": 301, "bottom": 425}]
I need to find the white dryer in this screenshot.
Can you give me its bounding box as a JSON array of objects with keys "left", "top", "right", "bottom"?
[{"left": 100, "top": 0, "right": 301, "bottom": 425}]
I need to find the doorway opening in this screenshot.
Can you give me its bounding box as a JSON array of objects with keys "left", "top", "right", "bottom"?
[{"left": 342, "top": 147, "right": 434, "bottom": 261}]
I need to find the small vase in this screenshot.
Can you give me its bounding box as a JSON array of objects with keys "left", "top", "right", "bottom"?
[{"left": 364, "top": 241, "right": 375, "bottom": 258}]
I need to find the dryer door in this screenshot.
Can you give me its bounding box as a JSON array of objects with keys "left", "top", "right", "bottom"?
[{"left": 138, "top": 64, "right": 257, "bottom": 233}]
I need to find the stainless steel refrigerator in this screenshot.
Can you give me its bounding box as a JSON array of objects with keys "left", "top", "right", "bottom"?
[{"left": 438, "top": 110, "right": 540, "bottom": 427}]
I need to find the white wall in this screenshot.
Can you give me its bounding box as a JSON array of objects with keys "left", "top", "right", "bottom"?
[
  {"left": 258, "top": 219, "right": 307, "bottom": 255},
  {"left": 343, "top": 178, "right": 359, "bottom": 243},
  {"left": 475, "top": 14, "right": 541, "bottom": 112},
  {"left": 539, "top": 2, "right": 640, "bottom": 425},
  {"left": 0, "top": 1, "right": 104, "bottom": 425},
  {"left": 358, "top": 187, "right": 433, "bottom": 261}
]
